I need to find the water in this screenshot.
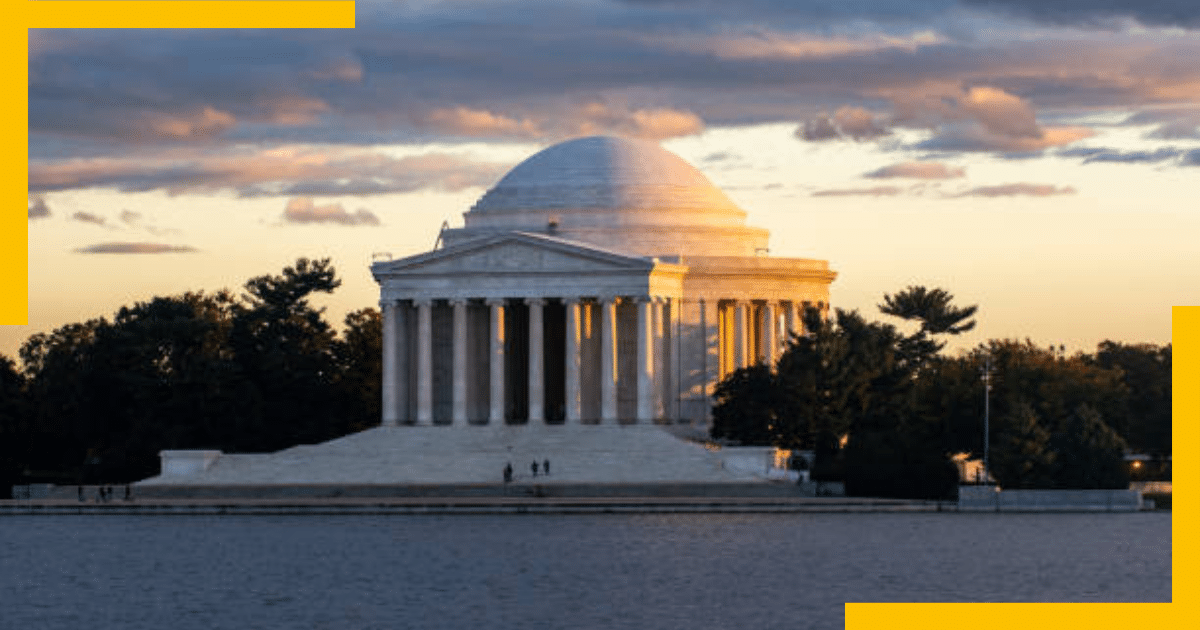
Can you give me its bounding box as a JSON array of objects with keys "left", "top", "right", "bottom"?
[{"left": 1, "top": 512, "right": 1170, "bottom": 630}]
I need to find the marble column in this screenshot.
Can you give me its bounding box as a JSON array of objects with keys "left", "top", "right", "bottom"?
[
  {"left": 636, "top": 296, "right": 654, "bottom": 423},
  {"left": 526, "top": 298, "right": 545, "bottom": 424},
  {"left": 380, "top": 301, "right": 398, "bottom": 426},
  {"left": 733, "top": 299, "right": 748, "bottom": 370},
  {"left": 600, "top": 297, "right": 618, "bottom": 423},
  {"left": 702, "top": 298, "right": 720, "bottom": 425},
  {"left": 451, "top": 298, "right": 468, "bottom": 426},
  {"left": 652, "top": 298, "right": 667, "bottom": 420},
  {"left": 762, "top": 300, "right": 778, "bottom": 367},
  {"left": 666, "top": 297, "right": 680, "bottom": 421},
  {"left": 564, "top": 298, "right": 582, "bottom": 424},
  {"left": 415, "top": 298, "right": 433, "bottom": 426},
  {"left": 487, "top": 299, "right": 506, "bottom": 425}
]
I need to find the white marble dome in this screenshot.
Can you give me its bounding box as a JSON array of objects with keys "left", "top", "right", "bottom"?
[{"left": 443, "top": 136, "right": 770, "bottom": 257}]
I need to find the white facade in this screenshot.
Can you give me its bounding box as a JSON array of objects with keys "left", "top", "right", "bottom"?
[{"left": 372, "top": 136, "right": 835, "bottom": 429}]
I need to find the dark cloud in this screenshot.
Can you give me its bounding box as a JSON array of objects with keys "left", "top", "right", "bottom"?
[
  {"left": 71, "top": 211, "right": 107, "bottom": 226},
  {"left": 961, "top": 1, "right": 1200, "bottom": 28},
  {"left": 1149, "top": 120, "right": 1200, "bottom": 140},
  {"left": 281, "top": 198, "right": 381, "bottom": 226},
  {"left": 1182, "top": 149, "right": 1200, "bottom": 166},
  {"left": 28, "top": 196, "right": 51, "bottom": 220},
  {"left": 119, "top": 210, "right": 141, "bottom": 225},
  {"left": 1120, "top": 109, "right": 1200, "bottom": 140},
  {"left": 952, "top": 183, "right": 1076, "bottom": 197},
  {"left": 864, "top": 161, "right": 965, "bottom": 179},
  {"left": 25, "top": 2, "right": 1200, "bottom": 166},
  {"left": 29, "top": 149, "right": 511, "bottom": 196},
  {"left": 75, "top": 242, "right": 198, "bottom": 254},
  {"left": 914, "top": 122, "right": 1092, "bottom": 153},
  {"left": 1084, "top": 147, "right": 1184, "bottom": 164},
  {"left": 812, "top": 186, "right": 904, "bottom": 197},
  {"left": 797, "top": 106, "right": 892, "bottom": 142},
  {"left": 700, "top": 151, "right": 738, "bottom": 163},
  {"left": 1057, "top": 146, "right": 1190, "bottom": 164}
]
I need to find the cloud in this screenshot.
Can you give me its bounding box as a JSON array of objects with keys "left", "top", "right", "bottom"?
[
  {"left": 961, "top": 0, "right": 1200, "bottom": 28},
  {"left": 797, "top": 106, "right": 891, "bottom": 142},
  {"left": 29, "top": 147, "right": 512, "bottom": 196},
  {"left": 424, "top": 107, "right": 541, "bottom": 139},
  {"left": 916, "top": 123, "right": 1094, "bottom": 153},
  {"left": 1125, "top": 109, "right": 1200, "bottom": 139},
  {"left": 1182, "top": 149, "right": 1200, "bottom": 166},
  {"left": 812, "top": 186, "right": 904, "bottom": 197},
  {"left": 71, "top": 211, "right": 108, "bottom": 226},
  {"left": 1063, "top": 147, "right": 1186, "bottom": 164},
  {"left": 952, "top": 183, "right": 1076, "bottom": 197},
  {"left": 655, "top": 28, "right": 944, "bottom": 60},
  {"left": 24, "top": 2, "right": 1200, "bottom": 163},
  {"left": 75, "top": 242, "right": 198, "bottom": 254},
  {"left": 425, "top": 102, "right": 705, "bottom": 141},
  {"left": 307, "top": 56, "right": 364, "bottom": 83},
  {"left": 958, "top": 86, "right": 1041, "bottom": 139},
  {"left": 865, "top": 161, "right": 965, "bottom": 179},
  {"left": 281, "top": 197, "right": 381, "bottom": 226},
  {"left": 142, "top": 107, "right": 237, "bottom": 141},
  {"left": 1149, "top": 120, "right": 1200, "bottom": 140},
  {"left": 119, "top": 210, "right": 142, "bottom": 225},
  {"left": 28, "top": 196, "right": 51, "bottom": 220}
]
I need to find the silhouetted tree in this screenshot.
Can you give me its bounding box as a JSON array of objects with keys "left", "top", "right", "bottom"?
[
  {"left": 989, "top": 401, "right": 1056, "bottom": 489},
  {"left": 1050, "top": 404, "right": 1129, "bottom": 489},
  {"left": 229, "top": 257, "right": 347, "bottom": 450},
  {"left": 0, "top": 354, "right": 30, "bottom": 496},
  {"left": 332, "top": 307, "right": 382, "bottom": 433},
  {"left": 1088, "top": 341, "right": 1171, "bottom": 455},
  {"left": 711, "top": 363, "right": 778, "bottom": 446}
]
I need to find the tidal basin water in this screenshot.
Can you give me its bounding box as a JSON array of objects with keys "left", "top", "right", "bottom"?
[{"left": 1, "top": 512, "right": 1170, "bottom": 630}]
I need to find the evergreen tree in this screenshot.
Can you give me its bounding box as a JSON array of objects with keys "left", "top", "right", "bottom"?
[
  {"left": 989, "top": 401, "right": 1056, "bottom": 489},
  {"left": 1050, "top": 404, "right": 1130, "bottom": 489}
]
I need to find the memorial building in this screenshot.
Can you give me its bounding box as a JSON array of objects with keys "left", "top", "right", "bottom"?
[
  {"left": 373, "top": 135, "right": 835, "bottom": 428},
  {"left": 143, "top": 136, "right": 836, "bottom": 487}
]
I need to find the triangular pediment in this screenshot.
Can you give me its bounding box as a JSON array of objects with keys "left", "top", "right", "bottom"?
[{"left": 374, "top": 232, "right": 654, "bottom": 277}]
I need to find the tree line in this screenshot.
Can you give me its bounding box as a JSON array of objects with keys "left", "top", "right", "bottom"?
[
  {"left": 711, "top": 287, "right": 1171, "bottom": 499},
  {"left": 0, "top": 269, "right": 1171, "bottom": 499},
  {"left": 0, "top": 258, "right": 382, "bottom": 492}
]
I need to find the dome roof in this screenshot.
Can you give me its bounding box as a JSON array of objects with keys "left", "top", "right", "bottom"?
[
  {"left": 469, "top": 136, "right": 745, "bottom": 218},
  {"left": 447, "top": 135, "right": 770, "bottom": 257}
]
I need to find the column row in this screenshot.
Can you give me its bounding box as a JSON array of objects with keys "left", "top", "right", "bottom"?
[
  {"left": 720, "top": 298, "right": 823, "bottom": 375},
  {"left": 380, "top": 296, "right": 673, "bottom": 427}
]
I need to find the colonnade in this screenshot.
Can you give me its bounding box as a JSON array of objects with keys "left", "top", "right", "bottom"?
[{"left": 379, "top": 295, "right": 823, "bottom": 427}]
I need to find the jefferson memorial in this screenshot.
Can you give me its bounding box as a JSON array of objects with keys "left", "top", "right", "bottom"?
[
  {"left": 374, "top": 135, "right": 835, "bottom": 429},
  {"left": 143, "top": 136, "right": 835, "bottom": 487}
]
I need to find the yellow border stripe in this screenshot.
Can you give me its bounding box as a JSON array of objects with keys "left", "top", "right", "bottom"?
[
  {"left": 1173, "top": 306, "right": 1196, "bottom": 605},
  {"left": 849, "top": 311, "right": 1189, "bottom": 627},
  {"left": 2, "top": 25, "right": 27, "bottom": 325},
  {"left": 24, "top": 2, "right": 356, "bottom": 29}
]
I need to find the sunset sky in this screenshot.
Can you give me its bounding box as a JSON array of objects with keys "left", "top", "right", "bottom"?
[{"left": 12, "top": 0, "right": 1200, "bottom": 362}]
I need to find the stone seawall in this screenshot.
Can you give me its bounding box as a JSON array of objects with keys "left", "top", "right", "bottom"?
[{"left": 958, "top": 485, "right": 1144, "bottom": 512}]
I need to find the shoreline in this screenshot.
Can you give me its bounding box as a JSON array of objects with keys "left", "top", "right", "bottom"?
[{"left": 0, "top": 494, "right": 1159, "bottom": 515}]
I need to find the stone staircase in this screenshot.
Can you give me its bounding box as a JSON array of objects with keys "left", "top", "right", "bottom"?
[{"left": 139, "top": 424, "right": 767, "bottom": 486}]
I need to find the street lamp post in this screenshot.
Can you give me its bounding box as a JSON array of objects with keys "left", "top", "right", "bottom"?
[{"left": 980, "top": 353, "right": 993, "bottom": 484}]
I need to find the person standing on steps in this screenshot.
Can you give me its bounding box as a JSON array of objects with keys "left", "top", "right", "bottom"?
[
  {"left": 531, "top": 460, "right": 539, "bottom": 477},
  {"left": 543, "top": 459, "right": 550, "bottom": 476}
]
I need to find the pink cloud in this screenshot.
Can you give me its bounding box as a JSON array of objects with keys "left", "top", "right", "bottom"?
[
  {"left": 282, "top": 197, "right": 381, "bottom": 226},
  {"left": 75, "top": 242, "right": 198, "bottom": 254},
  {"left": 865, "top": 162, "right": 965, "bottom": 179}
]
